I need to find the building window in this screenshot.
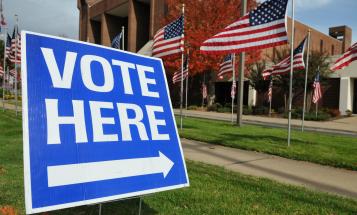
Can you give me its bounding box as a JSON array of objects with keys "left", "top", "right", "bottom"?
[
  {"left": 320, "top": 40, "right": 324, "bottom": 53},
  {"left": 331, "top": 45, "right": 335, "bottom": 55}
]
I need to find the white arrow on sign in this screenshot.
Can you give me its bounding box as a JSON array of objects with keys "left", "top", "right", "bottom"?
[{"left": 47, "top": 151, "right": 174, "bottom": 187}]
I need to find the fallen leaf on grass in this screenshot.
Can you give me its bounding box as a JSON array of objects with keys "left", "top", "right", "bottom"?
[
  {"left": 0, "top": 205, "right": 17, "bottom": 215},
  {"left": 0, "top": 166, "right": 6, "bottom": 175}
]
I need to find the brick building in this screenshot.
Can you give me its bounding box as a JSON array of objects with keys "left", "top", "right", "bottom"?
[
  {"left": 77, "top": 0, "right": 164, "bottom": 53},
  {"left": 255, "top": 20, "right": 353, "bottom": 114},
  {"left": 77, "top": 0, "right": 356, "bottom": 114}
]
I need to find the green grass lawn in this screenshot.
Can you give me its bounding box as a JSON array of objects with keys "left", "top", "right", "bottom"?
[
  {"left": 178, "top": 117, "right": 357, "bottom": 171},
  {"left": 1, "top": 111, "right": 357, "bottom": 214}
]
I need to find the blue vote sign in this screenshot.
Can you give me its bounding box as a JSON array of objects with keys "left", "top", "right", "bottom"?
[{"left": 21, "top": 31, "right": 189, "bottom": 214}]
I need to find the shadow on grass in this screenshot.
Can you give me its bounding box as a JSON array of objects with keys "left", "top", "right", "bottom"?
[
  {"left": 50, "top": 198, "right": 157, "bottom": 215},
  {"left": 220, "top": 133, "right": 311, "bottom": 146},
  {"left": 181, "top": 124, "right": 199, "bottom": 129}
]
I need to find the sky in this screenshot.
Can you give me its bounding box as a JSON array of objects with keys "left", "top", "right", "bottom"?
[
  {"left": 2, "top": 0, "right": 357, "bottom": 42},
  {"left": 3, "top": 0, "right": 79, "bottom": 39},
  {"left": 287, "top": 0, "right": 357, "bottom": 42}
]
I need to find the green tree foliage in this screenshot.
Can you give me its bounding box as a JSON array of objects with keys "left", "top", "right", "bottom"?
[
  {"left": 247, "top": 60, "right": 269, "bottom": 93},
  {"left": 248, "top": 49, "right": 331, "bottom": 111}
]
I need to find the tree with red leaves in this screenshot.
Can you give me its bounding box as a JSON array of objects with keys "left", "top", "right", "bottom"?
[{"left": 161, "top": 0, "right": 261, "bottom": 77}]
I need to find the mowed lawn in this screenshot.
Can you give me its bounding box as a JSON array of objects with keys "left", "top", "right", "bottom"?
[
  {"left": 1, "top": 111, "right": 357, "bottom": 214},
  {"left": 178, "top": 117, "right": 357, "bottom": 171}
]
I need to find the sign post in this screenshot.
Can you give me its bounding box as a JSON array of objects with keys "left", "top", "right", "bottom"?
[{"left": 21, "top": 31, "right": 189, "bottom": 214}]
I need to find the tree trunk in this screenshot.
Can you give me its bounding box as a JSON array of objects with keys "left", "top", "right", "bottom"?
[{"left": 207, "top": 70, "right": 216, "bottom": 106}]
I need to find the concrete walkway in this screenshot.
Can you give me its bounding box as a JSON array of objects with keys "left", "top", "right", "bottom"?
[
  {"left": 175, "top": 109, "right": 357, "bottom": 136},
  {"left": 181, "top": 138, "right": 357, "bottom": 199},
  {"left": 0, "top": 101, "right": 22, "bottom": 114}
]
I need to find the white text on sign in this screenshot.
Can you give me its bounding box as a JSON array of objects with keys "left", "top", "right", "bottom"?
[{"left": 41, "top": 48, "right": 169, "bottom": 144}]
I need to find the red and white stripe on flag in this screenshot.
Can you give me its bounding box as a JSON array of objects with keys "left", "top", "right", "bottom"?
[
  {"left": 267, "top": 79, "right": 273, "bottom": 102},
  {"left": 217, "top": 54, "right": 233, "bottom": 77},
  {"left": 231, "top": 82, "right": 236, "bottom": 99},
  {"left": 0, "top": 65, "right": 4, "bottom": 77},
  {"left": 262, "top": 37, "right": 307, "bottom": 79},
  {"left": 202, "top": 84, "right": 207, "bottom": 99},
  {"left": 152, "top": 16, "right": 184, "bottom": 58},
  {"left": 9, "top": 68, "right": 16, "bottom": 76},
  {"left": 331, "top": 42, "right": 357, "bottom": 71},
  {"left": 172, "top": 70, "right": 188, "bottom": 84},
  {"left": 9, "top": 35, "right": 22, "bottom": 64},
  {"left": 312, "top": 82, "right": 322, "bottom": 104},
  {"left": 200, "top": 0, "right": 289, "bottom": 54}
]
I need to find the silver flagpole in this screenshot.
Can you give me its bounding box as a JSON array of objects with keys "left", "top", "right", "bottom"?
[
  {"left": 185, "top": 49, "right": 189, "bottom": 113},
  {"left": 202, "top": 72, "right": 205, "bottom": 108},
  {"left": 231, "top": 54, "right": 236, "bottom": 124},
  {"left": 14, "top": 14, "right": 18, "bottom": 116},
  {"left": 315, "top": 66, "right": 320, "bottom": 119},
  {"left": 236, "top": 0, "right": 246, "bottom": 127},
  {"left": 269, "top": 79, "right": 273, "bottom": 117},
  {"left": 2, "top": 26, "right": 6, "bottom": 111},
  {"left": 179, "top": 4, "right": 185, "bottom": 130},
  {"left": 301, "top": 29, "right": 311, "bottom": 131},
  {"left": 121, "top": 26, "right": 125, "bottom": 50},
  {"left": 287, "top": 0, "right": 295, "bottom": 147}
]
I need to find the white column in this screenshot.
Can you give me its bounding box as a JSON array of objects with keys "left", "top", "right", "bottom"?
[
  {"left": 339, "top": 77, "right": 353, "bottom": 115},
  {"left": 247, "top": 85, "right": 257, "bottom": 107}
]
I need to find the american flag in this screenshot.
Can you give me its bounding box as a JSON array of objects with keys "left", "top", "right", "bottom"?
[
  {"left": 331, "top": 42, "right": 357, "bottom": 71},
  {"left": 202, "top": 84, "right": 207, "bottom": 99},
  {"left": 0, "top": 65, "right": 4, "bottom": 77},
  {"left": 9, "top": 68, "right": 16, "bottom": 76},
  {"left": 267, "top": 78, "right": 273, "bottom": 102},
  {"left": 9, "top": 26, "right": 21, "bottom": 64},
  {"left": 111, "top": 32, "right": 123, "bottom": 49},
  {"left": 231, "top": 81, "right": 236, "bottom": 99},
  {"left": 312, "top": 72, "right": 322, "bottom": 104},
  {"left": 172, "top": 55, "right": 189, "bottom": 84},
  {"left": 0, "top": 0, "right": 6, "bottom": 27},
  {"left": 217, "top": 54, "right": 233, "bottom": 77},
  {"left": 152, "top": 15, "right": 184, "bottom": 58},
  {"left": 0, "top": 13, "right": 5, "bottom": 26},
  {"left": 262, "top": 37, "right": 307, "bottom": 79},
  {"left": 5, "top": 33, "right": 11, "bottom": 57},
  {"left": 200, "top": 0, "right": 289, "bottom": 54}
]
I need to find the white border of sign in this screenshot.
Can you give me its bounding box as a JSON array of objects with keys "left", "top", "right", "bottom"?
[{"left": 21, "top": 31, "right": 190, "bottom": 214}]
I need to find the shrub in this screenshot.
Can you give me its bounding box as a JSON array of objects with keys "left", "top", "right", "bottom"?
[
  {"left": 207, "top": 103, "right": 223, "bottom": 112},
  {"left": 327, "top": 109, "right": 341, "bottom": 118},
  {"left": 277, "top": 107, "right": 285, "bottom": 114},
  {"left": 188, "top": 105, "right": 198, "bottom": 110},
  {"left": 284, "top": 110, "right": 331, "bottom": 121},
  {"left": 217, "top": 107, "right": 231, "bottom": 113},
  {"left": 4, "top": 95, "right": 14, "bottom": 100},
  {"left": 224, "top": 103, "right": 232, "bottom": 108},
  {"left": 243, "top": 106, "right": 253, "bottom": 115},
  {"left": 346, "top": 110, "right": 352, "bottom": 117},
  {"left": 304, "top": 112, "right": 330, "bottom": 121},
  {"left": 252, "top": 106, "right": 269, "bottom": 115}
]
